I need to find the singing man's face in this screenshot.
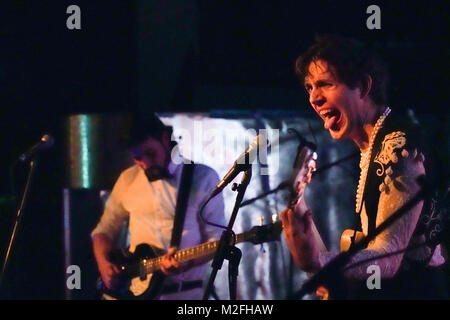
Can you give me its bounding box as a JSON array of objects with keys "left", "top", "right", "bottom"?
[
  {"left": 128, "top": 135, "right": 171, "bottom": 181},
  {"left": 304, "top": 60, "right": 365, "bottom": 141}
]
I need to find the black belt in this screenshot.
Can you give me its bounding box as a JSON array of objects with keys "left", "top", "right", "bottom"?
[{"left": 160, "top": 280, "right": 203, "bottom": 294}]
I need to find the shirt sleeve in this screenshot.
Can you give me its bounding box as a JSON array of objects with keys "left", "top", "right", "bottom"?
[
  {"left": 319, "top": 149, "right": 426, "bottom": 281},
  {"left": 91, "top": 172, "right": 130, "bottom": 241}
]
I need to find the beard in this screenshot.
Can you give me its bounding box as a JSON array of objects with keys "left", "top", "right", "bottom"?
[{"left": 144, "top": 165, "right": 172, "bottom": 182}]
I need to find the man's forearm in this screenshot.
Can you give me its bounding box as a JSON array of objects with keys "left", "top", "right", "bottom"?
[{"left": 92, "top": 233, "right": 114, "bottom": 263}]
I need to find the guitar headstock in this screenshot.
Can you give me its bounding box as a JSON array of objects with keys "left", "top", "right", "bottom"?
[
  {"left": 243, "top": 220, "right": 283, "bottom": 244},
  {"left": 288, "top": 143, "right": 317, "bottom": 208}
]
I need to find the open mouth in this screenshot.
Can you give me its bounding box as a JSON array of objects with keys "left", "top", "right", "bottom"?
[{"left": 319, "top": 108, "right": 342, "bottom": 130}]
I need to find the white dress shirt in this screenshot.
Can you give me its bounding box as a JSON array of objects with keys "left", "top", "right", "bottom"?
[{"left": 92, "top": 157, "right": 225, "bottom": 298}]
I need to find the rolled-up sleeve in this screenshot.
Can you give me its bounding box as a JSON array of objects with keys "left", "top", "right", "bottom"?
[{"left": 91, "top": 173, "right": 129, "bottom": 241}]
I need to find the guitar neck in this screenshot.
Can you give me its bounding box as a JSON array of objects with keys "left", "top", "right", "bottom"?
[{"left": 142, "top": 232, "right": 248, "bottom": 274}]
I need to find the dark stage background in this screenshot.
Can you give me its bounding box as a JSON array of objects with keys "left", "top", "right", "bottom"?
[{"left": 0, "top": 1, "right": 448, "bottom": 299}]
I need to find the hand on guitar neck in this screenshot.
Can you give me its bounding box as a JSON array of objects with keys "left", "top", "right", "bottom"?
[
  {"left": 160, "top": 247, "right": 200, "bottom": 276},
  {"left": 279, "top": 145, "right": 326, "bottom": 274},
  {"left": 278, "top": 144, "right": 366, "bottom": 300}
]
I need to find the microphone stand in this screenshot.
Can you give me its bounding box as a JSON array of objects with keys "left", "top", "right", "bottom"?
[
  {"left": 288, "top": 175, "right": 433, "bottom": 300},
  {"left": 203, "top": 166, "right": 252, "bottom": 300},
  {"left": 0, "top": 156, "right": 38, "bottom": 288}
]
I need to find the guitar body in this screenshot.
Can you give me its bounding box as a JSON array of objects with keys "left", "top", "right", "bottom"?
[
  {"left": 317, "top": 230, "right": 365, "bottom": 300},
  {"left": 340, "top": 229, "right": 365, "bottom": 253},
  {"left": 99, "top": 243, "right": 167, "bottom": 300}
]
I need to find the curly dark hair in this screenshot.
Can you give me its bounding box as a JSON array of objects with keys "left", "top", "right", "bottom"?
[{"left": 295, "top": 35, "right": 389, "bottom": 106}]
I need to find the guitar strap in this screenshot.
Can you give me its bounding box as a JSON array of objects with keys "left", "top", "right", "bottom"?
[{"left": 170, "top": 163, "right": 195, "bottom": 249}]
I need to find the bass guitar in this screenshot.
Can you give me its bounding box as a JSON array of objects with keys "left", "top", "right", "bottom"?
[{"left": 98, "top": 221, "right": 282, "bottom": 300}]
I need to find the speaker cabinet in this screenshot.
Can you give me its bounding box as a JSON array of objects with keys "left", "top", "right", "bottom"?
[{"left": 63, "top": 188, "right": 106, "bottom": 300}]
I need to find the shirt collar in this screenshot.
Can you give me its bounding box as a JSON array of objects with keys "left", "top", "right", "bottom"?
[{"left": 167, "top": 148, "right": 184, "bottom": 176}]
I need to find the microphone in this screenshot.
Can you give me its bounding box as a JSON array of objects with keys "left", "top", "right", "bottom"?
[
  {"left": 209, "top": 134, "right": 262, "bottom": 199},
  {"left": 19, "top": 134, "right": 54, "bottom": 162}
]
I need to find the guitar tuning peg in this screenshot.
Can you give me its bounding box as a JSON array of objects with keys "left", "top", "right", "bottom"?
[{"left": 257, "top": 216, "right": 265, "bottom": 226}]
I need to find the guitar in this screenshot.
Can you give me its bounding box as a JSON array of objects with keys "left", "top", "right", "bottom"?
[
  {"left": 287, "top": 140, "right": 318, "bottom": 211},
  {"left": 287, "top": 143, "right": 368, "bottom": 299},
  {"left": 98, "top": 221, "right": 282, "bottom": 300},
  {"left": 340, "top": 229, "right": 365, "bottom": 252},
  {"left": 285, "top": 134, "right": 326, "bottom": 254},
  {"left": 285, "top": 134, "right": 365, "bottom": 254},
  {"left": 313, "top": 229, "right": 364, "bottom": 300},
  {"left": 288, "top": 145, "right": 365, "bottom": 299},
  {"left": 285, "top": 135, "right": 353, "bottom": 300}
]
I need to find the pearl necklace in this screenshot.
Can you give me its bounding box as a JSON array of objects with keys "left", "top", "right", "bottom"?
[{"left": 355, "top": 107, "right": 391, "bottom": 213}]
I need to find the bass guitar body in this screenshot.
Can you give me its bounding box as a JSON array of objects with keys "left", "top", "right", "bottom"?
[{"left": 99, "top": 244, "right": 167, "bottom": 300}]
